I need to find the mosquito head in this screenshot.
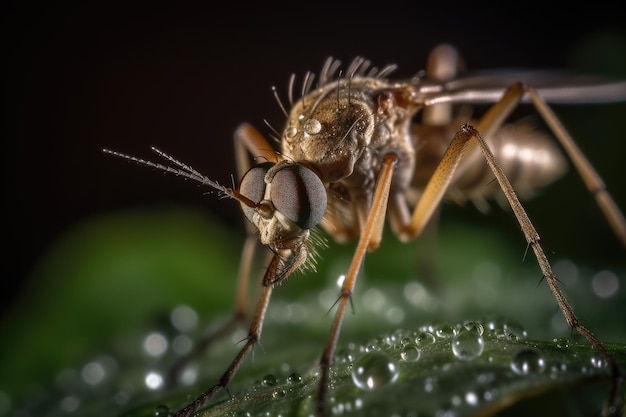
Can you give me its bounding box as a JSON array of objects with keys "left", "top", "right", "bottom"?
[{"left": 238, "top": 160, "right": 327, "bottom": 234}]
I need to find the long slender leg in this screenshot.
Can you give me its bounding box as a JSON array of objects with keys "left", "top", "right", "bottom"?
[
  {"left": 166, "top": 123, "right": 279, "bottom": 384},
  {"left": 469, "top": 124, "right": 623, "bottom": 414},
  {"left": 166, "top": 235, "right": 258, "bottom": 385},
  {"left": 317, "top": 154, "right": 398, "bottom": 416},
  {"left": 173, "top": 282, "right": 274, "bottom": 417},
  {"left": 453, "top": 83, "right": 626, "bottom": 247},
  {"left": 525, "top": 87, "right": 626, "bottom": 247},
  {"left": 396, "top": 114, "right": 621, "bottom": 414}
]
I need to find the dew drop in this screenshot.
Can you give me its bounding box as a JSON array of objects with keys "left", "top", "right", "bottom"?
[
  {"left": 351, "top": 351, "right": 399, "bottom": 391},
  {"left": 510, "top": 349, "right": 545, "bottom": 375},
  {"left": 262, "top": 374, "right": 278, "bottom": 387},
  {"left": 337, "top": 349, "right": 355, "bottom": 363},
  {"left": 452, "top": 329, "right": 485, "bottom": 361},
  {"left": 287, "top": 372, "right": 302, "bottom": 384},
  {"left": 465, "top": 390, "right": 480, "bottom": 406},
  {"left": 424, "top": 376, "right": 438, "bottom": 393},
  {"left": 143, "top": 332, "right": 169, "bottom": 357},
  {"left": 303, "top": 118, "right": 322, "bottom": 135},
  {"left": 435, "top": 323, "right": 457, "bottom": 338},
  {"left": 272, "top": 388, "right": 286, "bottom": 399},
  {"left": 592, "top": 270, "right": 619, "bottom": 298},
  {"left": 82, "top": 361, "right": 106, "bottom": 385},
  {"left": 463, "top": 321, "right": 484, "bottom": 336},
  {"left": 400, "top": 345, "right": 421, "bottom": 362},
  {"left": 503, "top": 321, "right": 527, "bottom": 340},
  {"left": 415, "top": 331, "right": 436, "bottom": 346},
  {"left": 170, "top": 305, "right": 198, "bottom": 332},
  {"left": 145, "top": 371, "right": 164, "bottom": 390},
  {"left": 484, "top": 316, "right": 505, "bottom": 333},
  {"left": 590, "top": 355, "right": 607, "bottom": 369},
  {"left": 172, "top": 334, "right": 193, "bottom": 356}
]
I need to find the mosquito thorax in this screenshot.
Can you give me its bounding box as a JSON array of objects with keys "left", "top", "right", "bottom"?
[
  {"left": 237, "top": 160, "right": 327, "bottom": 244},
  {"left": 282, "top": 79, "right": 386, "bottom": 183}
]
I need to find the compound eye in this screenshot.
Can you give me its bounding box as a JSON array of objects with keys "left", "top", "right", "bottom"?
[
  {"left": 270, "top": 164, "right": 327, "bottom": 229},
  {"left": 238, "top": 162, "right": 273, "bottom": 223}
]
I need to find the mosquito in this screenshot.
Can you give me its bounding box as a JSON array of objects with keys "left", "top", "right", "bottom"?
[{"left": 103, "top": 44, "right": 626, "bottom": 416}]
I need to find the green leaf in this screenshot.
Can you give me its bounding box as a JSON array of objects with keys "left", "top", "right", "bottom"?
[{"left": 1, "top": 208, "right": 625, "bottom": 417}]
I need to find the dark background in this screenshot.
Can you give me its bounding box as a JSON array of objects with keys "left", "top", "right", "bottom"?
[{"left": 3, "top": 2, "right": 625, "bottom": 318}]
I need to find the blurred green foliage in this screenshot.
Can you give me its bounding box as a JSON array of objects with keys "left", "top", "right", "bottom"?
[{"left": 1, "top": 207, "right": 624, "bottom": 416}]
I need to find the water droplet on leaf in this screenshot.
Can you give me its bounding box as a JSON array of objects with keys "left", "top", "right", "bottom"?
[
  {"left": 435, "top": 323, "right": 457, "bottom": 338},
  {"left": 287, "top": 372, "right": 302, "bottom": 384},
  {"left": 452, "top": 329, "right": 485, "bottom": 361},
  {"left": 510, "top": 349, "right": 545, "bottom": 375},
  {"left": 351, "top": 351, "right": 399, "bottom": 391},
  {"left": 262, "top": 374, "right": 278, "bottom": 386},
  {"left": 400, "top": 345, "right": 420, "bottom": 362},
  {"left": 415, "top": 331, "right": 436, "bottom": 346}
]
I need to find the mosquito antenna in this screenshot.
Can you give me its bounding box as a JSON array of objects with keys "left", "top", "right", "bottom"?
[
  {"left": 150, "top": 147, "right": 204, "bottom": 179},
  {"left": 271, "top": 86, "right": 289, "bottom": 118},
  {"left": 102, "top": 148, "right": 227, "bottom": 194}
]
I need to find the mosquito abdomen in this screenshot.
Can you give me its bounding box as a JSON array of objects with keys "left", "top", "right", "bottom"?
[{"left": 411, "top": 121, "right": 568, "bottom": 211}]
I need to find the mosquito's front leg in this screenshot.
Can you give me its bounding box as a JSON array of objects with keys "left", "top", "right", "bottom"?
[
  {"left": 173, "top": 277, "right": 274, "bottom": 417},
  {"left": 166, "top": 234, "right": 259, "bottom": 385},
  {"left": 166, "top": 123, "right": 279, "bottom": 385},
  {"left": 316, "top": 153, "right": 398, "bottom": 416}
]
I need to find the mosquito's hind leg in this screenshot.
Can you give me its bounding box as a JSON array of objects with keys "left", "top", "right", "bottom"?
[
  {"left": 468, "top": 122, "right": 623, "bottom": 415},
  {"left": 525, "top": 87, "right": 626, "bottom": 247},
  {"left": 388, "top": 83, "right": 622, "bottom": 415}
]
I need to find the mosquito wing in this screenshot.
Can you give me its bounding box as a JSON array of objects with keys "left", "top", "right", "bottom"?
[{"left": 413, "top": 69, "right": 626, "bottom": 106}]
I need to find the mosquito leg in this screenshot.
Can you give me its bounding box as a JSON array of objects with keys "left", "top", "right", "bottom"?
[
  {"left": 467, "top": 123, "right": 622, "bottom": 415},
  {"left": 525, "top": 87, "right": 626, "bottom": 247},
  {"left": 234, "top": 122, "right": 283, "bottom": 168},
  {"left": 391, "top": 100, "right": 621, "bottom": 413},
  {"left": 166, "top": 233, "right": 259, "bottom": 385},
  {"left": 317, "top": 153, "right": 398, "bottom": 416},
  {"left": 168, "top": 123, "right": 281, "bottom": 388},
  {"left": 173, "top": 280, "right": 274, "bottom": 417}
]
